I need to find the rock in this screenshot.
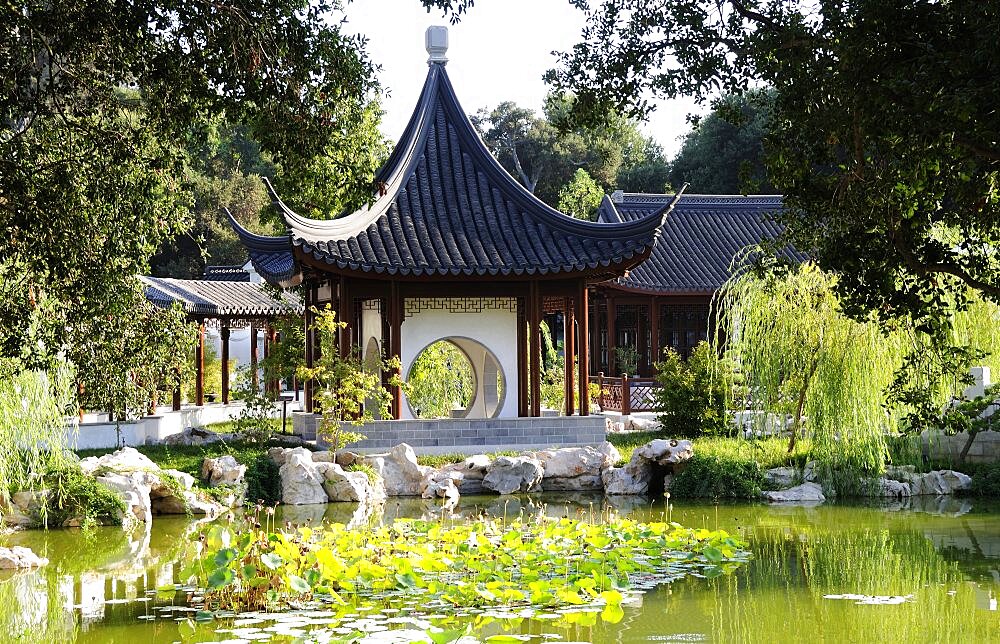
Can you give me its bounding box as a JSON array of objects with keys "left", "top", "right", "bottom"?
[
  {"left": 762, "top": 482, "right": 826, "bottom": 503},
  {"left": 601, "top": 465, "right": 652, "bottom": 495},
  {"left": 87, "top": 447, "right": 158, "bottom": 473},
  {"left": 162, "top": 469, "right": 196, "bottom": 491},
  {"left": 366, "top": 444, "right": 432, "bottom": 497},
  {"left": 532, "top": 446, "right": 609, "bottom": 491},
  {"left": 0, "top": 547, "right": 48, "bottom": 569},
  {"left": 440, "top": 455, "right": 491, "bottom": 495},
  {"left": 420, "top": 470, "right": 462, "bottom": 503},
  {"left": 482, "top": 456, "right": 544, "bottom": 494},
  {"left": 627, "top": 417, "right": 661, "bottom": 432},
  {"left": 311, "top": 451, "right": 336, "bottom": 463},
  {"left": 1, "top": 504, "right": 35, "bottom": 527},
  {"left": 802, "top": 461, "right": 819, "bottom": 483},
  {"left": 319, "top": 463, "right": 380, "bottom": 503},
  {"left": 162, "top": 426, "right": 233, "bottom": 446},
  {"left": 911, "top": 470, "right": 972, "bottom": 495},
  {"left": 278, "top": 450, "right": 328, "bottom": 505},
  {"left": 153, "top": 490, "right": 222, "bottom": 517},
  {"left": 597, "top": 441, "right": 622, "bottom": 467},
  {"left": 96, "top": 473, "right": 151, "bottom": 523},
  {"left": 634, "top": 439, "right": 694, "bottom": 466},
  {"left": 764, "top": 467, "right": 798, "bottom": 489},
  {"left": 201, "top": 455, "right": 247, "bottom": 487},
  {"left": 11, "top": 490, "right": 46, "bottom": 515},
  {"left": 335, "top": 451, "right": 362, "bottom": 468},
  {"left": 268, "top": 446, "right": 291, "bottom": 466},
  {"left": 875, "top": 477, "right": 911, "bottom": 498}
]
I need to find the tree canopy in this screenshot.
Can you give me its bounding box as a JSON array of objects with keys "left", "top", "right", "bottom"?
[
  {"left": 472, "top": 94, "right": 670, "bottom": 208},
  {"left": 1, "top": 0, "right": 385, "bottom": 413},
  {"left": 543, "top": 0, "right": 1000, "bottom": 328},
  {"left": 669, "top": 91, "right": 775, "bottom": 195}
]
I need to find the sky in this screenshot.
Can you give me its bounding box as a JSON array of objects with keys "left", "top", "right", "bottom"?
[{"left": 343, "top": 0, "right": 704, "bottom": 157}]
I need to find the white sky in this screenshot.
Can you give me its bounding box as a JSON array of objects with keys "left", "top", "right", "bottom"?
[{"left": 344, "top": 0, "right": 704, "bottom": 157}]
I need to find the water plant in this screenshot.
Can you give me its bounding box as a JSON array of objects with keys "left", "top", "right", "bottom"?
[{"left": 183, "top": 514, "right": 747, "bottom": 624}]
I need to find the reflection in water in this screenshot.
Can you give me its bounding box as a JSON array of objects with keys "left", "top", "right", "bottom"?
[{"left": 0, "top": 498, "right": 997, "bottom": 642}]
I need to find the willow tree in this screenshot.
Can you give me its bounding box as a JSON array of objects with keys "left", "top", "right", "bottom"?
[{"left": 714, "top": 262, "right": 908, "bottom": 485}]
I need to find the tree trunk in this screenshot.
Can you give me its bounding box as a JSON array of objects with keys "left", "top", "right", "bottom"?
[{"left": 789, "top": 357, "right": 820, "bottom": 453}]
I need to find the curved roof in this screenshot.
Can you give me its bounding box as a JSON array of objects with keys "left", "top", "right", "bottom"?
[
  {"left": 597, "top": 193, "right": 788, "bottom": 293},
  {"left": 141, "top": 276, "right": 302, "bottom": 319},
  {"left": 231, "top": 62, "right": 677, "bottom": 284}
]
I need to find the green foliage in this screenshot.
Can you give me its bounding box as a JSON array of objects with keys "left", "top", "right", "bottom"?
[
  {"left": 614, "top": 345, "right": 639, "bottom": 376},
  {"left": 42, "top": 466, "right": 127, "bottom": 528},
  {"left": 230, "top": 366, "right": 277, "bottom": 444},
  {"left": 243, "top": 453, "right": 281, "bottom": 506},
  {"left": 472, "top": 95, "right": 669, "bottom": 207},
  {"left": 260, "top": 315, "right": 306, "bottom": 389},
  {"left": 969, "top": 462, "right": 1000, "bottom": 497},
  {"left": 297, "top": 306, "right": 403, "bottom": 447},
  {"left": 406, "top": 340, "right": 473, "bottom": 419},
  {"left": 188, "top": 516, "right": 747, "bottom": 615},
  {"left": 0, "top": 359, "right": 78, "bottom": 503},
  {"left": 670, "top": 453, "right": 764, "bottom": 500},
  {"left": 558, "top": 168, "right": 604, "bottom": 220},
  {"left": 547, "top": 0, "right": 1000, "bottom": 326},
  {"left": 668, "top": 91, "right": 775, "bottom": 194},
  {"left": 654, "top": 342, "right": 732, "bottom": 438}
]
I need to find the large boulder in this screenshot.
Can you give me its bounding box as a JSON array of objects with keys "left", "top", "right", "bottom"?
[
  {"left": 634, "top": 439, "right": 694, "bottom": 466},
  {"left": 874, "top": 477, "right": 912, "bottom": 499},
  {"left": 318, "top": 463, "right": 383, "bottom": 504},
  {"left": 911, "top": 470, "right": 972, "bottom": 496},
  {"left": 366, "top": 444, "right": 432, "bottom": 497},
  {"left": 420, "top": 470, "right": 462, "bottom": 504},
  {"left": 96, "top": 472, "right": 152, "bottom": 523},
  {"left": 482, "top": 456, "right": 543, "bottom": 495},
  {"left": 764, "top": 467, "right": 799, "bottom": 489},
  {"left": 762, "top": 482, "right": 826, "bottom": 503},
  {"left": 532, "top": 445, "right": 613, "bottom": 491},
  {"left": 278, "top": 450, "right": 328, "bottom": 505},
  {"left": 601, "top": 465, "right": 652, "bottom": 496},
  {"left": 201, "top": 455, "right": 246, "bottom": 488},
  {"left": 440, "top": 455, "right": 491, "bottom": 495},
  {"left": 0, "top": 547, "right": 48, "bottom": 569},
  {"left": 162, "top": 426, "right": 234, "bottom": 446},
  {"left": 80, "top": 447, "right": 158, "bottom": 475}
]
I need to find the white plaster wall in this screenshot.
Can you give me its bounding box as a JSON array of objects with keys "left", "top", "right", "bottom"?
[
  {"left": 205, "top": 326, "right": 260, "bottom": 376},
  {"left": 360, "top": 305, "right": 382, "bottom": 362},
  {"left": 400, "top": 301, "right": 517, "bottom": 419}
]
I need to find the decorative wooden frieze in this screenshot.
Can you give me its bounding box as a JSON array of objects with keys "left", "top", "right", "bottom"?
[{"left": 403, "top": 297, "right": 517, "bottom": 319}]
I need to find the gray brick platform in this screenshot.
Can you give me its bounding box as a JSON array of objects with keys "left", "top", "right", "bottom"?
[
  {"left": 294, "top": 413, "right": 608, "bottom": 454},
  {"left": 923, "top": 429, "right": 1000, "bottom": 464}
]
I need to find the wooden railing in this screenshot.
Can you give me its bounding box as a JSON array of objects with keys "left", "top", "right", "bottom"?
[{"left": 590, "top": 372, "right": 659, "bottom": 414}]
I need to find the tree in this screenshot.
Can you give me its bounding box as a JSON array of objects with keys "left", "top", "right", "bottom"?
[
  {"left": 473, "top": 94, "right": 671, "bottom": 207},
  {"left": 543, "top": 0, "right": 1000, "bottom": 328},
  {"left": 2, "top": 1, "right": 381, "bottom": 366},
  {"left": 558, "top": 169, "right": 603, "bottom": 221},
  {"left": 669, "top": 92, "right": 775, "bottom": 194}
]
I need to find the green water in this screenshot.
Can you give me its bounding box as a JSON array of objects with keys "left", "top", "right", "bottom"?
[{"left": 1, "top": 495, "right": 998, "bottom": 643}]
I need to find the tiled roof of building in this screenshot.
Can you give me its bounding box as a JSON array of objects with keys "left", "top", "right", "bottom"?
[
  {"left": 140, "top": 276, "right": 302, "bottom": 318},
  {"left": 230, "top": 62, "right": 677, "bottom": 285},
  {"left": 202, "top": 265, "right": 251, "bottom": 282},
  {"left": 597, "top": 193, "right": 790, "bottom": 293}
]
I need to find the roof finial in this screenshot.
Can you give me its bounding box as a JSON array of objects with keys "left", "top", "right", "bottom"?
[{"left": 425, "top": 26, "right": 448, "bottom": 65}]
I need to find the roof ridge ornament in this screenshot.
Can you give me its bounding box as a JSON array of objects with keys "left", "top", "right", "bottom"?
[{"left": 425, "top": 26, "right": 448, "bottom": 65}]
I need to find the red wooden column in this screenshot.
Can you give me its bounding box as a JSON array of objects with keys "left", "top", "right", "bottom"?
[
  {"left": 220, "top": 324, "right": 231, "bottom": 404},
  {"left": 563, "top": 296, "right": 575, "bottom": 416},
  {"left": 249, "top": 322, "right": 259, "bottom": 391},
  {"left": 649, "top": 296, "right": 660, "bottom": 371},
  {"left": 516, "top": 295, "right": 528, "bottom": 416},
  {"left": 576, "top": 281, "right": 589, "bottom": 416},
  {"left": 195, "top": 319, "right": 205, "bottom": 407},
  {"left": 528, "top": 281, "right": 542, "bottom": 417},
  {"left": 303, "top": 285, "right": 315, "bottom": 413},
  {"left": 389, "top": 281, "right": 403, "bottom": 419},
  {"left": 607, "top": 295, "right": 617, "bottom": 376},
  {"left": 338, "top": 275, "right": 351, "bottom": 359}
]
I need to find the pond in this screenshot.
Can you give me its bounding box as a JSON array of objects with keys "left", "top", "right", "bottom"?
[{"left": 1, "top": 495, "right": 998, "bottom": 643}]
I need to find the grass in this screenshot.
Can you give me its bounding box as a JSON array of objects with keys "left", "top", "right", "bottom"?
[
  {"left": 203, "top": 418, "right": 291, "bottom": 435},
  {"left": 76, "top": 440, "right": 282, "bottom": 505},
  {"left": 415, "top": 451, "right": 518, "bottom": 468}
]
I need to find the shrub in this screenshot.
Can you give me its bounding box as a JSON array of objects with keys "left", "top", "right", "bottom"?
[
  {"left": 42, "top": 466, "right": 127, "bottom": 528},
  {"left": 654, "top": 342, "right": 732, "bottom": 438},
  {"left": 244, "top": 453, "right": 281, "bottom": 505},
  {"left": 670, "top": 453, "right": 764, "bottom": 500},
  {"left": 231, "top": 366, "right": 276, "bottom": 444},
  {"left": 969, "top": 462, "right": 1000, "bottom": 497}
]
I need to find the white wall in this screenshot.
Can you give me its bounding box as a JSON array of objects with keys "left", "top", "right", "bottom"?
[{"left": 399, "top": 299, "right": 518, "bottom": 419}]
